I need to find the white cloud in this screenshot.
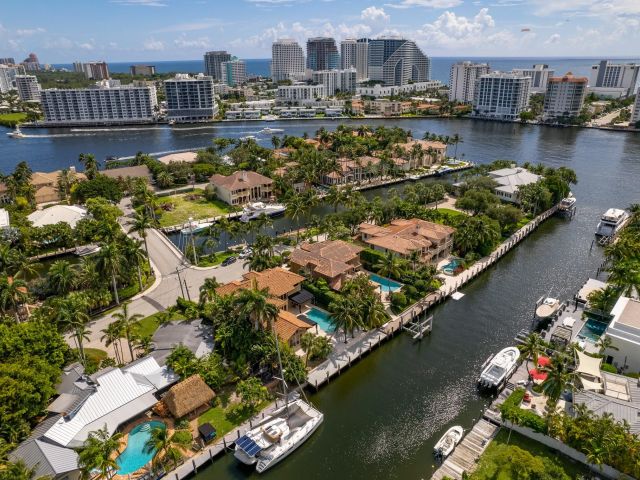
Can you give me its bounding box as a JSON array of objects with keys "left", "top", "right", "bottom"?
[
  {"left": 16, "top": 27, "right": 46, "bottom": 36},
  {"left": 143, "top": 39, "right": 165, "bottom": 50},
  {"left": 43, "top": 37, "right": 75, "bottom": 49},
  {"left": 545, "top": 33, "right": 560, "bottom": 44},
  {"left": 531, "top": 0, "right": 640, "bottom": 16},
  {"left": 156, "top": 19, "right": 225, "bottom": 32},
  {"left": 385, "top": 0, "right": 462, "bottom": 9},
  {"left": 173, "top": 36, "right": 212, "bottom": 48},
  {"left": 361, "top": 6, "right": 390, "bottom": 22},
  {"left": 110, "top": 0, "right": 167, "bottom": 6},
  {"left": 78, "top": 42, "right": 95, "bottom": 50},
  {"left": 417, "top": 8, "right": 496, "bottom": 45}
]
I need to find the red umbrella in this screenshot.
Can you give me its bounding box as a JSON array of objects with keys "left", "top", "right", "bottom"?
[
  {"left": 537, "top": 356, "right": 551, "bottom": 367},
  {"left": 529, "top": 368, "right": 548, "bottom": 381}
]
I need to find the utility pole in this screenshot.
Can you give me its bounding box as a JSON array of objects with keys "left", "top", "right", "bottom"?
[{"left": 176, "top": 267, "right": 185, "bottom": 298}]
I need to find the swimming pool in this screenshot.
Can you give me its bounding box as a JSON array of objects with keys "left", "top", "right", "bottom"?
[
  {"left": 368, "top": 273, "right": 403, "bottom": 292},
  {"left": 116, "top": 421, "right": 166, "bottom": 475},
  {"left": 577, "top": 318, "right": 609, "bottom": 343},
  {"left": 304, "top": 307, "right": 335, "bottom": 332},
  {"left": 442, "top": 258, "right": 461, "bottom": 275}
]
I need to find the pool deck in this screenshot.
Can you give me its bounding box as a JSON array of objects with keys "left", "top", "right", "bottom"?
[{"left": 541, "top": 301, "right": 601, "bottom": 355}]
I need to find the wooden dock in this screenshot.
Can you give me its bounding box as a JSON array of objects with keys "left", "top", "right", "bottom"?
[{"left": 431, "top": 420, "right": 499, "bottom": 480}]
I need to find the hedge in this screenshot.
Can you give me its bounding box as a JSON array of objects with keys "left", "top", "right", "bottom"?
[
  {"left": 500, "top": 388, "right": 547, "bottom": 434},
  {"left": 360, "top": 248, "right": 386, "bottom": 271},
  {"left": 303, "top": 279, "right": 341, "bottom": 309}
]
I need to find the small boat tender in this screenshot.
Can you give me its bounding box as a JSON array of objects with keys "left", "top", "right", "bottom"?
[{"left": 433, "top": 426, "right": 464, "bottom": 458}]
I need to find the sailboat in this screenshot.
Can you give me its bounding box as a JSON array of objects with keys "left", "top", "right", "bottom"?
[{"left": 234, "top": 320, "right": 324, "bottom": 473}]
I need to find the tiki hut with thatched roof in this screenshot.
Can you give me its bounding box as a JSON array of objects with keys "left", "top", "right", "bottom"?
[{"left": 163, "top": 374, "right": 215, "bottom": 419}]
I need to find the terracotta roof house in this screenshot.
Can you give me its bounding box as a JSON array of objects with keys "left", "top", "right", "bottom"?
[
  {"left": 0, "top": 167, "right": 87, "bottom": 205},
  {"left": 395, "top": 139, "right": 447, "bottom": 169},
  {"left": 275, "top": 310, "right": 313, "bottom": 348},
  {"left": 321, "top": 156, "right": 382, "bottom": 186},
  {"left": 289, "top": 240, "right": 363, "bottom": 290},
  {"left": 101, "top": 165, "right": 153, "bottom": 183},
  {"left": 359, "top": 218, "right": 455, "bottom": 263},
  {"left": 163, "top": 374, "right": 215, "bottom": 418},
  {"left": 209, "top": 170, "right": 274, "bottom": 206}
]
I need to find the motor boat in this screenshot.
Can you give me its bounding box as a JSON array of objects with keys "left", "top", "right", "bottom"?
[
  {"left": 558, "top": 194, "right": 576, "bottom": 212},
  {"left": 408, "top": 174, "right": 422, "bottom": 181},
  {"left": 478, "top": 346, "right": 520, "bottom": 389},
  {"left": 240, "top": 202, "right": 286, "bottom": 222},
  {"left": 240, "top": 135, "right": 257, "bottom": 142},
  {"left": 595, "top": 208, "right": 629, "bottom": 237},
  {"left": 259, "top": 127, "right": 284, "bottom": 135},
  {"left": 433, "top": 426, "right": 464, "bottom": 459},
  {"left": 535, "top": 297, "right": 561, "bottom": 319},
  {"left": 180, "top": 221, "right": 213, "bottom": 235},
  {"left": 263, "top": 114, "right": 278, "bottom": 121},
  {"left": 234, "top": 397, "right": 324, "bottom": 473},
  {"left": 6, "top": 126, "right": 25, "bottom": 138}
]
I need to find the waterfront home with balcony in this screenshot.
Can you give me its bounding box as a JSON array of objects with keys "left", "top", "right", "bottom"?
[
  {"left": 395, "top": 139, "right": 447, "bottom": 169},
  {"left": 289, "top": 240, "right": 363, "bottom": 290},
  {"left": 359, "top": 218, "right": 455, "bottom": 264},
  {"left": 209, "top": 170, "right": 274, "bottom": 206},
  {"left": 0, "top": 167, "right": 86, "bottom": 205},
  {"left": 488, "top": 167, "right": 541, "bottom": 204},
  {"left": 604, "top": 296, "right": 640, "bottom": 372},
  {"left": 321, "top": 156, "right": 382, "bottom": 185}
]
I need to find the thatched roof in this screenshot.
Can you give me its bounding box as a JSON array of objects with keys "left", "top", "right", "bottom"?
[{"left": 163, "top": 374, "right": 215, "bottom": 418}]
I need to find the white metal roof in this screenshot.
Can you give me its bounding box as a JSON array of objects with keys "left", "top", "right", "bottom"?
[{"left": 27, "top": 205, "right": 87, "bottom": 228}]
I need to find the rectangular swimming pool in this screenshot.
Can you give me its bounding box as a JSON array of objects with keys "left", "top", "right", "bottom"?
[
  {"left": 304, "top": 307, "right": 335, "bottom": 332},
  {"left": 577, "top": 318, "right": 609, "bottom": 343},
  {"left": 369, "top": 273, "right": 403, "bottom": 292}
]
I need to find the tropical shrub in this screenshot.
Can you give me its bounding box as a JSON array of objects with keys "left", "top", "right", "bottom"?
[{"left": 499, "top": 388, "right": 547, "bottom": 434}]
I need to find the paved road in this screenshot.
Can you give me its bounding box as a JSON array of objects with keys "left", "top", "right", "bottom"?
[
  {"left": 591, "top": 108, "right": 623, "bottom": 126},
  {"left": 78, "top": 198, "right": 248, "bottom": 355}
]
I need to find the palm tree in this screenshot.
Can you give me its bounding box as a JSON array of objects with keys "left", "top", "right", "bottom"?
[
  {"left": 57, "top": 168, "right": 77, "bottom": 203},
  {"left": 101, "top": 321, "right": 124, "bottom": 364},
  {"left": 156, "top": 170, "right": 174, "bottom": 189},
  {"left": 144, "top": 425, "right": 191, "bottom": 471},
  {"left": 77, "top": 425, "right": 123, "bottom": 480},
  {"left": 271, "top": 135, "right": 281, "bottom": 149},
  {"left": 541, "top": 355, "right": 576, "bottom": 406},
  {"left": 586, "top": 286, "right": 620, "bottom": 314},
  {"left": 374, "top": 251, "right": 405, "bottom": 280},
  {"left": 96, "top": 242, "right": 124, "bottom": 305},
  {"left": 0, "top": 459, "right": 46, "bottom": 480},
  {"left": 408, "top": 250, "right": 421, "bottom": 272},
  {"left": 51, "top": 293, "right": 91, "bottom": 365},
  {"left": 122, "top": 238, "right": 147, "bottom": 291},
  {"left": 607, "top": 260, "right": 640, "bottom": 298},
  {"left": 451, "top": 133, "right": 463, "bottom": 159},
  {"left": 285, "top": 193, "right": 308, "bottom": 244},
  {"left": 0, "top": 274, "right": 29, "bottom": 321},
  {"left": 47, "top": 259, "right": 78, "bottom": 295},
  {"left": 112, "top": 302, "right": 143, "bottom": 362},
  {"left": 129, "top": 210, "right": 157, "bottom": 267},
  {"left": 244, "top": 251, "right": 272, "bottom": 272},
  {"left": 78, "top": 153, "right": 99, "bottom": 180},
  {"left": 518, "top": 332, "right": 548, "bottom": 373},
  {"left": 300, "top": 332, "right": 315, "bottom": 367},
  {"left": 236, "top": 283, "right": 279, "bottom": 330},
  {"left": 595, "top": 335, "right": 619, "bottom": 356},
  {"left": 199, "top": 277, "right": 220, "bottom": 305},
  {"left": 328, "top": 296, "right": 361, "bottom": 343}
]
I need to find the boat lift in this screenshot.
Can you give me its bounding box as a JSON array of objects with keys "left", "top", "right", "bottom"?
[{"left": 403, "top": 315, "right": 433, "bottom": 341}]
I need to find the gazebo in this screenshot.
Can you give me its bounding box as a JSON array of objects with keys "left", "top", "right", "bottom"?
[{"left": 163, "top": 375, "right": 215, "bottom": 419}]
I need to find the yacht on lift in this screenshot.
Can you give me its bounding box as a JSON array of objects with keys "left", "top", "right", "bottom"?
[
  {"left": 595, "top": 208, "right": 629, "bottom": 237},
  {"left": 557, "top": 193, "right": 576, "bottom": 217}
]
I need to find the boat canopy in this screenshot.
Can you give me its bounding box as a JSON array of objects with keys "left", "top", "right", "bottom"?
[{"left": 236, "top": 435, "right": 263, "bottom": 457}]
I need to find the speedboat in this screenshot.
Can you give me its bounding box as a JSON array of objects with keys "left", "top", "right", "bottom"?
[
  {"left": 259, "top": 127, "right": 284, "bottom": 135},
  {"left": 180, "top": 221, "right": 213, "bottom": 235},
  {"left": 535, "top": 297, "right": 561, "bottom": 319},
  {"left": 478, "top": 346, "right": 520, "bottom": 389},
  {"left": 234, "top": 397, "right": 324, "bottom": 473},
  {"left": 595, "top": 208, "right": 629, "bottom": 237},
  {"left": 240, "top": 202, "right": 286, "bottom": 222},
  {"left": 7, "top": 126, "right": 25, "bottom": 138},
  {"left": 240, "top": 135, "right": 257, "bottom": 142},
  {"left": 433, "top": 426, "right": 464, "bottom": 458},
  {"left": 263, "top": 114, "right": 278, "bottom": 121}
]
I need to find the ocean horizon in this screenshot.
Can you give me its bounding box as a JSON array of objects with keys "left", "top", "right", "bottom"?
[{"left": 54, "top": 56, "right": 640, "bottom": 85}]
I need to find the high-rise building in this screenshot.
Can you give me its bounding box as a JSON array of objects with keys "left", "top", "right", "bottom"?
[
  {"left": 355, "top": 38, "right": 369, "bottom": 81},
  {"left": 22, "top": 53, "right": 40, "bottom": 71},
  {"left": 276, "top": 84, "right": 326, "bottom": 106},
  {"left": 221, "top": 59, "right": 247, "bottom": 86},
  {"left": 542, "top": 73, "right": 588, "bottom": 120},
  {"left": 306, "top": 37, "right": 339, "bottom": 71},
  {"left": 341, "top": 39, "right": 357, "bottom": 70},
  {"left": 130, "top": 65, "right": 156, "bottom": 76},
  {"left": 449, "top": 61, "right": 491, "bottom": 103},
  {"left": 511, "top": 64, "right": 554, "bottom": 94},
  {"left": 73, "top": 61, "right": 110, "bottom": 80},
  {"left": 311, "top": 69, "right": 357, "bottom": 96},
  {"left": 0, "top": 64, "right": 25, "bottom": 93},
  {"left": 40, "top": 81, "right": 157, "bottom": 126},
  {"left": 15, "top": 75, "right": 41, "bottom": 101},
  {"left": 631, "top": 93, "right": 640, "bottom": 125},
  {"left": 473, "top": 72, "right": 531, "bottom": 120},
  {"left": 0, "top": 58, "right": 16, "bottom": 65},
  {"left": 367, "top": 38, "right": 430, "bottom": 86},
  {"left": 589, "top": 60, "right": 640, "bottom": 98},
  {"left": 271, "top": 39, "right": 305, "bottom": 82},
  {"left": 204, "top": 51, "right": 232, "bottom": 81},
  {"left": 164, "top": 73, "right": 217, "bottom": 122}
]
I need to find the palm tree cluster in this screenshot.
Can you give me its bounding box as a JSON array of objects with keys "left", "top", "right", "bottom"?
[
  {"left": 101, "top": 302, "right": 146, "bottom": 364},
  {"left": 603, "top": 205, "right": 640, "bottom": 301}
]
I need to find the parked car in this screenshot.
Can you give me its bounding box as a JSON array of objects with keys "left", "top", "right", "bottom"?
[
  {"left": 221, "top": 256, "right": 237, "bottom": 267},
  {"left": 239, "top": 248, "right": 253, "bottom": 259}
]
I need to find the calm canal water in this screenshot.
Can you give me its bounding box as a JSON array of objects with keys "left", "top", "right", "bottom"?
[{"left": 3, "top": 120, "right": 640, "bottom": 478}]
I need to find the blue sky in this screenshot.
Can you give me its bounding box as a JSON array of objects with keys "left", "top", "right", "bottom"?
[{"left": 1, "top": 0, "right": 639, "bottom": 62}]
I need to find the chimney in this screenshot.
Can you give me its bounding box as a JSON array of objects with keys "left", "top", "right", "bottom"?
[{"left": 241, "top": 171, "right": 247, "bottom": 182}]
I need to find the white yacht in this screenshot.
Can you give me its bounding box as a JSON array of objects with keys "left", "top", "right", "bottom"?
[
  {"left": 263, "top": 114, "right": 278, "bottom": 121},
  {"left": 478, "top": 346, "right": 520, "bottom": 389},
  {"left": 7, "top": 126, "right": 25, "bottom": 138},
  {"left": 259, "top": 127, "right": 284, "bottom": 135},
  {"left": 433, "top": 426, "right": 464, "bottom": 458},
  {"left": 595, "top": 208, "right": 629, "bottom": 237},
  {"left": 535, "top": 297, "right": 561, "bottom": 319},
  {"left": 240, "top": 135, "right": 257, "bottom": 142},
  {"left": 558, "top": 194, "right": 576, "bottom": 212},
  {"left": 180, "top": 221, "right": 213, "bottom": 235},
  {"left": 240, "top": 202, "right": 286, "bottom": 222},
  {"left": 234, "top": 397, "right": 324, "bottom": 473}
]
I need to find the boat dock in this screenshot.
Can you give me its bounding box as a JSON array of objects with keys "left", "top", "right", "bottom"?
[
  {"left": 307, "top": 204, "right": 558, "bottom": 390},
  {"left": 431, "top": 420, "right": 499, "bottom": 480}
]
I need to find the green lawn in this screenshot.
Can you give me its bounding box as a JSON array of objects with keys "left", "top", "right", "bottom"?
[
  {"left": 436, "top": 207, "right": 466, "bottom": 218},
  {"left": 470, "top": 429, "right": 590, "bottom": 480},
  {"left": 157, "top": 189, "right": 235, "bottom": 227},
  {"left": 197, "top": 251, "right": 236, "bottom": 267},
  {"left": 132, "top": 311, "right": 186, "bottom": 338},
  {"left": 198, "top": 398, "right": 271, "bottom": 439},
  {"left": 0, "top": 112, "right": 27, "bottom": 127}
]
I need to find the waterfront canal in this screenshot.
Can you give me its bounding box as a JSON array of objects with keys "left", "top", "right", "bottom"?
[{"left": 3, "top": 120, "right": 640, "bottom": 478}]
